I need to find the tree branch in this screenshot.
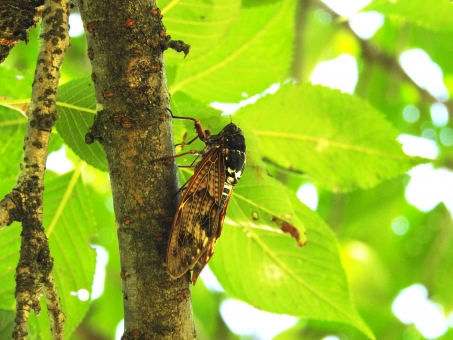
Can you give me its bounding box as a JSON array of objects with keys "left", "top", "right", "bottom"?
[
  {"left": 0, "top": 195, "right": 19, "bottom": 231},
  {"left": 0, "top": 0, "right": 70, "bottom": 338},
  {"left": 290, "top": 0, "right": 310, "bottom": 81},
  {"left": 0, "top": 0, "right": 44, "bottom": 64},
  {"left": 44, "top": 273, "right": 66, "bottom": 338}
]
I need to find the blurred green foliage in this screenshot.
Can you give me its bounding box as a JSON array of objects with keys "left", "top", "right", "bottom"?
[{"left": 1, "top": 0, "right": 453, "bottom": 339}]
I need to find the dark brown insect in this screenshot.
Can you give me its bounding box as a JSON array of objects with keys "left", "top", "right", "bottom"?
[{"left": 166, "top": 116, "right": 246, "bottom": 284}]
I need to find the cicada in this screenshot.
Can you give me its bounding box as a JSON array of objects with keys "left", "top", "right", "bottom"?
[{"left": 166, "top": 116, "right": 246, "bottom": 284}]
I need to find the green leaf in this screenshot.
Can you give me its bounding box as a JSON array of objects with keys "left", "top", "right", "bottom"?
[
  {"left": 48, "top": 132, "right": 65, "bottom": 155},
  {"left": 169, "top": 0, "right": 295, "bottom": 103},
  {"left": 365, "top": 0, "right": 453, "bottom": 32},
  {"left": 192, "top": 281, "right": 223, "bottom": 338},
  {"left": 161, "top": 0, "right": 241, "bottom": 64},
  {"left": 210, "top": 181, "right": 374, "bottom": 339},
  {"left": 0, "top": 221, "right": 20, "bottom": 311},
  {"left": 0, "top": 310, "right": 38, "bottom": 340},
  {"left": 0, "top": 310, "right": 15, "bottom": 339},
  {"left": 40, "top": 169, "right": 97, "bottom": 338},
  {"left": 240, "top": 83, "right": 420, "bottom": 192},
  {"left": 75, "top": 173, "right": 123, "bottom": 340},
  {"left": 335, "top": 181, "right": 453, "bottom": 335},
  {"left": 0, "top": 170, "right": 98, "bottom": 338},
  {"left": 56, "top": 78, "right": 108, "bottom": 172},
  {"left": 170, "top": 92, "right": 224, "bottom": 144},
  {"left": 0, "top": 66, "right": 34, "bottom": 99},
  {"left": 431, "top": 205, "right": 453, "bottom": 310},
  {"left": 227, "top": 169, "right": 308, "bottom": 246},
  {"left": 0, "top": 68, "right": 30, "bottom": 180},
  {"left": 0, "top": 109, "right": 27, "bottom": 179},
  {"left": 60, "top": 35, "right": 91, "bottom": 81}
]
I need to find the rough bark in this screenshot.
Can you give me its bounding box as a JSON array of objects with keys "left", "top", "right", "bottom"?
[
  {"left": 0, "top": 0, "right": 44, "bottom": 64},
  {"left": 75, "top": 0, "right": 195, "bottom": 338}
]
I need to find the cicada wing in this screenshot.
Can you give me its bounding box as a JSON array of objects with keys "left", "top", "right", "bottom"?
[
  {"left": 190, "top": 185, "right": 234, "bottom": 284},
  {"left": 166, "top": 148, "right": 226, "bottom": 279}
]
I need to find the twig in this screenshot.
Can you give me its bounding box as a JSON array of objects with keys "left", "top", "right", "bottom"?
[
  {"left": 44, "top": 273, "right": 66, "bottom": 339},
  {"left": 0, "top": 0, "right": 70, "bottom": 338},
  {"left": 290, "top": 0, "right": 310, "bottom": 81},
  {"left": 316, "top": 0, "right": 453, "bottom": 112},
  {"left": 0, "top": 195, "right": 19, "bottom": 231},
  {"left": 357, "top": 37, "right": 453, "bottom": 113}
]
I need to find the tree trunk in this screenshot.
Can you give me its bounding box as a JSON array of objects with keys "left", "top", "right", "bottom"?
[{"left": 75, "top": 0, "right": 194, "bottom": 338}]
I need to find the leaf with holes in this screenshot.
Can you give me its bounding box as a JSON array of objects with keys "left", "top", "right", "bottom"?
[{"left": 210, "top": 173, "right": 373, "bottom": 339}]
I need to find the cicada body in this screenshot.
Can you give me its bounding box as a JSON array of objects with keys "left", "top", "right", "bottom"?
[{"left": 166, "top": 122, "right": 246, "bottom": 284}]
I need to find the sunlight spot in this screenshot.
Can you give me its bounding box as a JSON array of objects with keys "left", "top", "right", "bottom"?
[
  {"left": 115, "top": 319, "right": 124, "bottom": 340},
  {"left": 399, "top": 49, "right": 449, "bottom": 102},
  {"left": 105, "top": 196, "right": 114, "bottom": 212},
  {"left": 440, "top": 128, "right": 453, "bottom": 146},
  {"left": 262, "top": 83, "right": 280, "bottom": 96},
  {"left": 391, "top": 216, "right": 410, "bottom": 235},
  {"left": 200, "top": 265, "right": 224, "bottom": 293},
  {"left": 397, "top": 134, "right": 438, "bottom": 159},
  {"left": 91, "top": 245, "right": 109, "bottom": 300},
  {"left": 69, "top": 13, "right": 85, "bottom": 37},
  {"left": 78, "top": 289, "right": 90, "bottom": 301},
  {"left": 211, "top": 83, "right": 281, "bottom": 115},
  {"left": 310, "top": 54, "right": 358, "bottom": 94},
  {"left": 70, "top": 289, "right": 90, "bottom": 301},
  {"left": 422, "top": 128, "right": 436, "bottom": 140},
  {"left": 46, "top": 146, "right": 74, "bottom": 174},
  {"left": 393, "top": 284, "right": 428, "bottom": 324},
  {"left": 402, "top": 105, "right": 420, "bottom": 123},
  {"left": 405, "top": 164, "right": 453, "bottom": 213},
  {"left": 220, "top": 299, "right": 298, "bottom": 340},
  {"left": 393, "top": 284, "right": 448, "bottom": 338},
  {"left": 296, "top": 183, "right": 318, "bottom": 210},
  {"left": 447, "top": 311, "right": 453, "bottom": 327},
  {"left": 349, "top": 11, "right": 384, "bottom": 39},
  {"left": 430, "top": 103, "right": 449, "bottom": 127},
  {"left": 321, "top": 0, "right": 372, "bottom": 16},
  {"left": 346, "top": 242, "right": 370, "bottom": 262}
]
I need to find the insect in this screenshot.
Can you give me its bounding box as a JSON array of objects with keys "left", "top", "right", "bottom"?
[{"left": 166, "top": 115, "right": 246, "bottom": 284}]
